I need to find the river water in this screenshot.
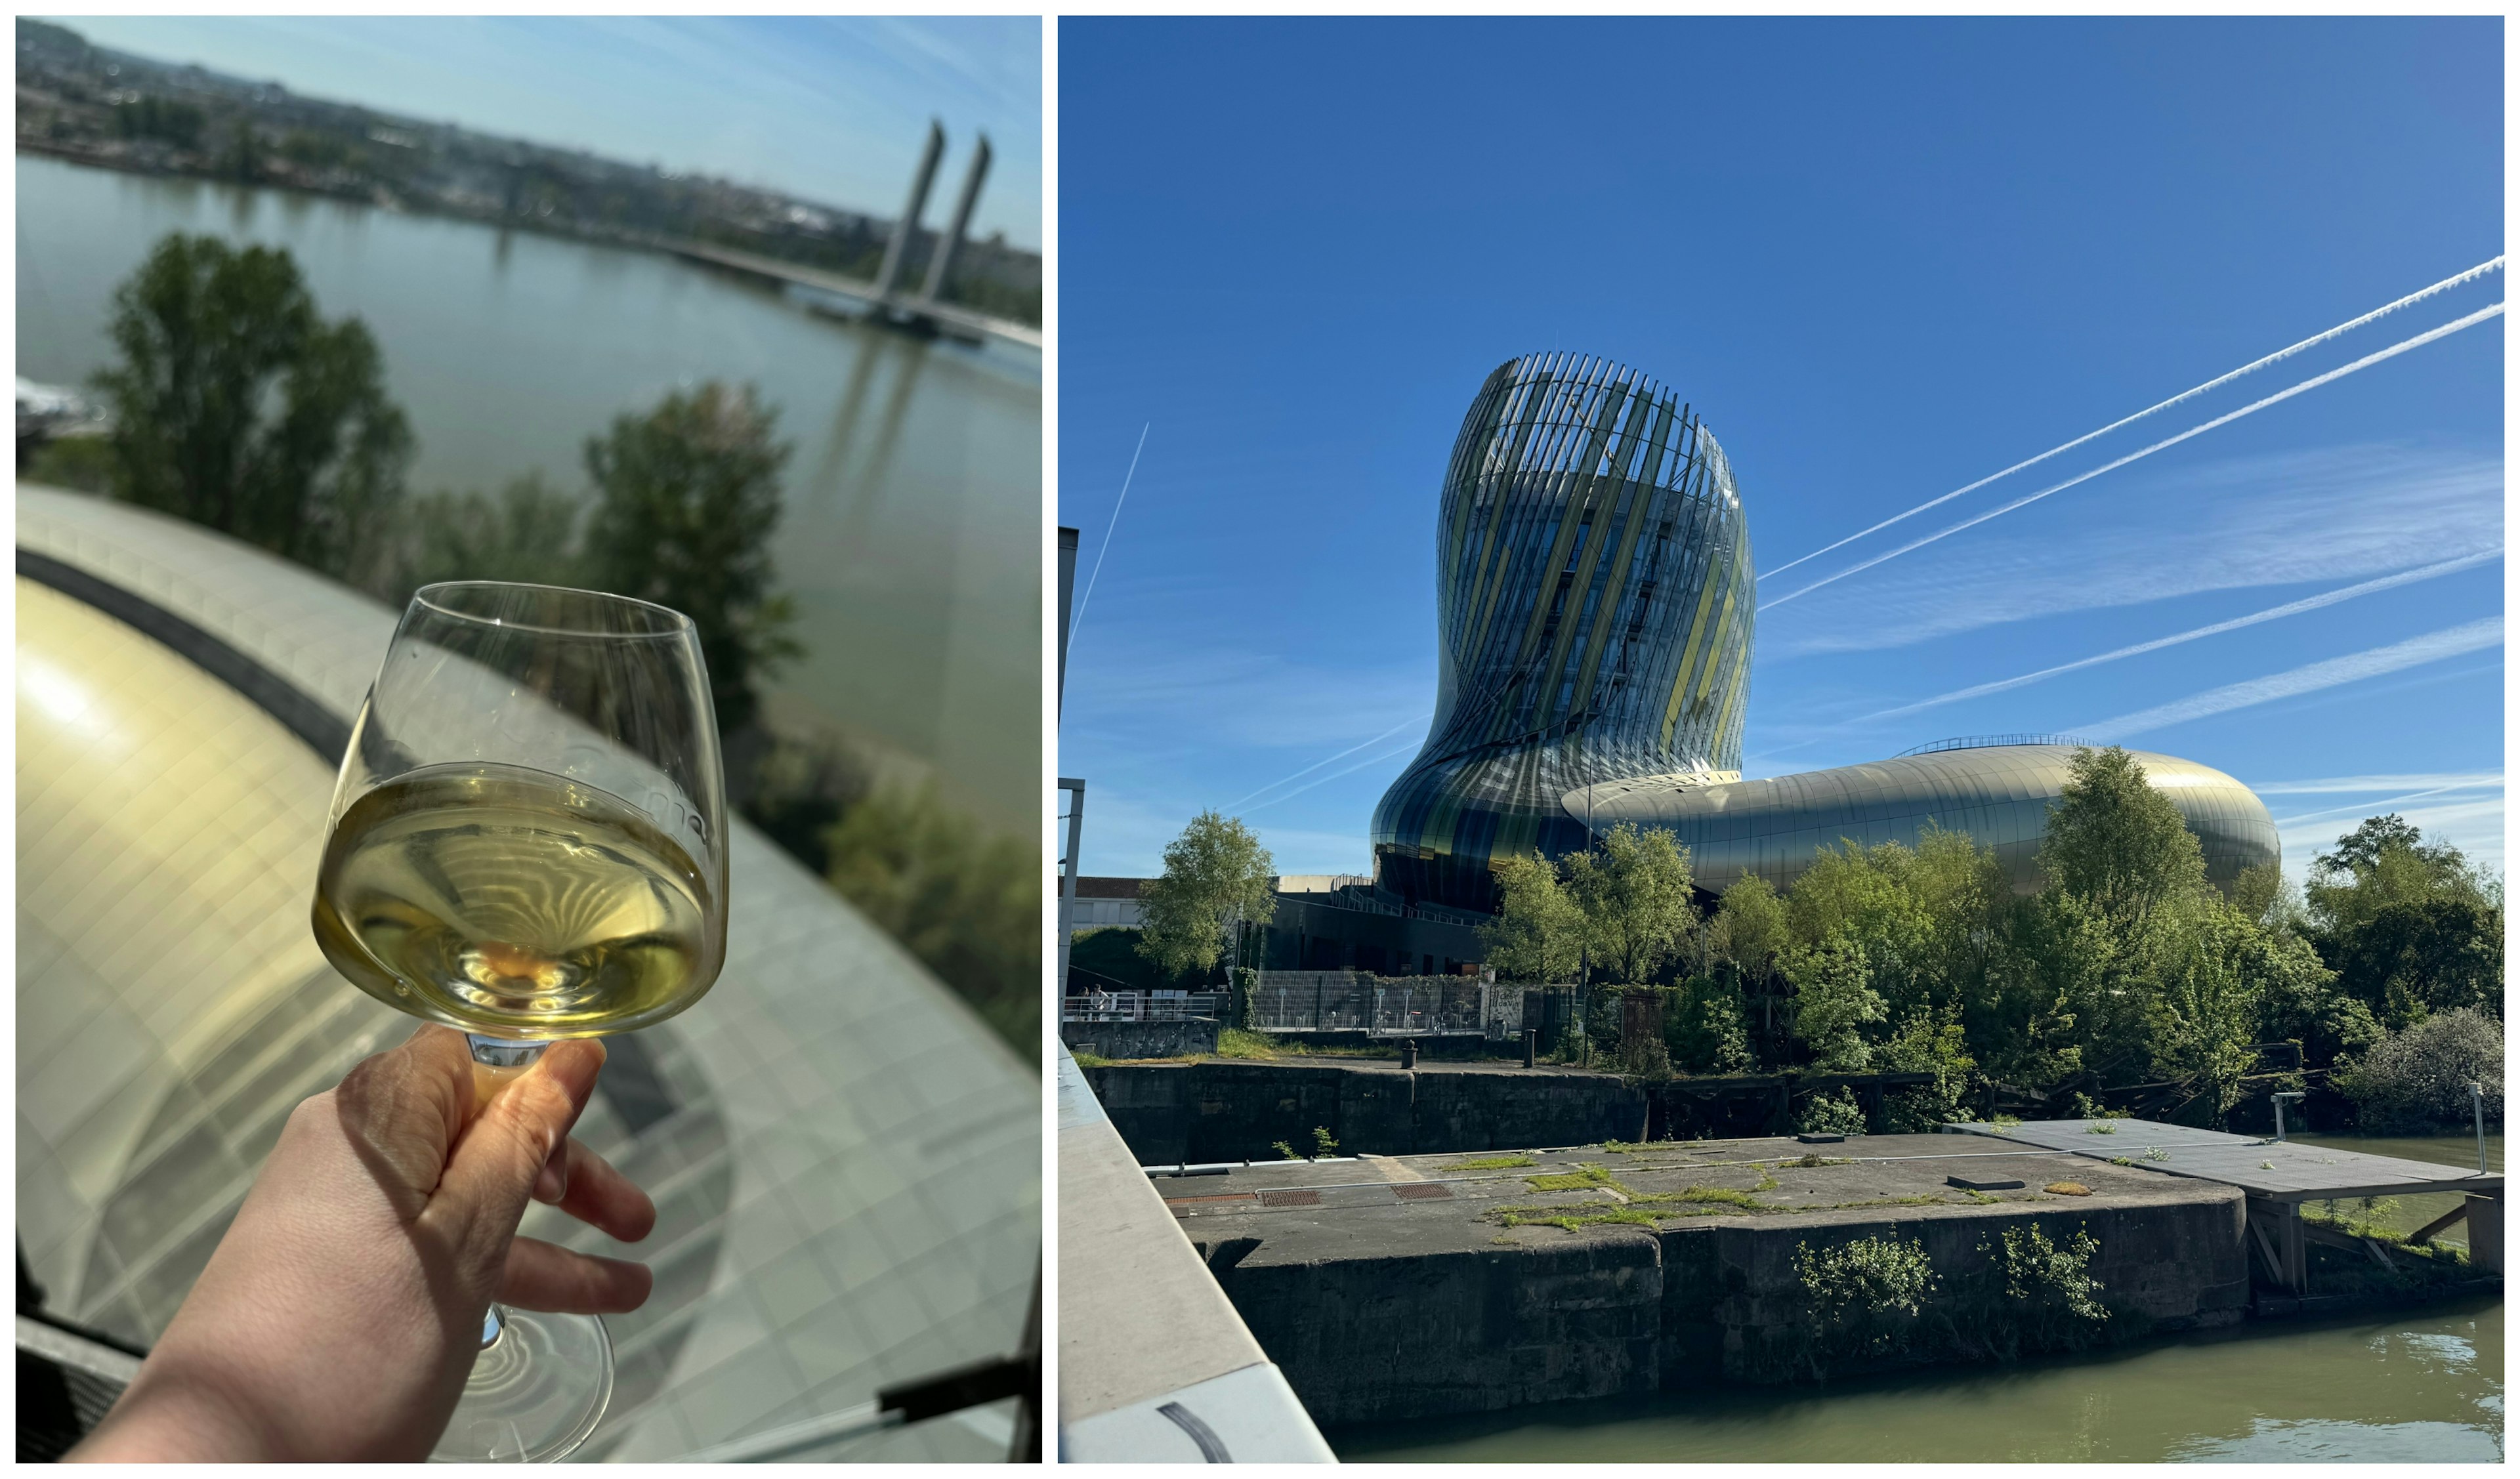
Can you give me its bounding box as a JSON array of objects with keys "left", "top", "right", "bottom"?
[
  {"left": 1335, "top": 1133, "right": 2505, "bottom": 1463},
  {"left": 16, "top": 154, "right": 1041, "bottom": 834}
]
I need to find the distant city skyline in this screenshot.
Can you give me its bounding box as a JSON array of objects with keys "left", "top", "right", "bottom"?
[
  {"left": 1058, "top": 17, "right": 2503, "bottom": 881},
  {"left": 37, "top": 14, "right": 1042, "bottom": 249}
]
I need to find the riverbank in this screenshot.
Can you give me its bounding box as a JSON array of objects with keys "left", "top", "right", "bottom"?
[{"left": 16, "top": 152, "right": 1040, "bottom": 835}]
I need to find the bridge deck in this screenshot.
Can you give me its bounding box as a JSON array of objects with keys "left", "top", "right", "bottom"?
[{"left": 1951, "top": 1119, "right": 2502, "bottom": 1204}]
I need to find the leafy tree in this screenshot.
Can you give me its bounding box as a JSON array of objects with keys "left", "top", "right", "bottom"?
[
  {"left": 1881, "top": 1005, "right": 1975, "bottom": 1131},
  {"left": 1712, "top": 873, "right": 1790, "bottom": 987},
  {"left": 1786, "top": 935, "right": 1886, "bottom": 1072},
  {"left": 91, "top": 233, "right": 412, "bottom": 588},
  {"left": 1137, "top": 812, "right": 1276, "bottom": 980},
  {"left": 1664, "top": 975, "right": 1754, "bottom": 1075},
  {"left": 2148, "top": 898, "right": 2272, "bottom": 1121},
  {"left": 580, "top": 381, "right": 799, "bottom": 734},
  {"left": 823, "top": 783, "right": 1038, "bottom": 1055},
  {"left": 385, "top": 472, "right": 585, "bottom": 604},
  {"left": 1562, "top": 823, "right": 1698, "bottom": 985},
  {"left": 2038, "top": 747, "right": 2208, "bottom": 927},
  {"left": 1481, "top": 851, "right": 1586, "bottom": 984},
  {"left": 2304, "top": 816, "right": 2504, "bottom": 1030},
  {"left": 2334, "top": 1007, "right": 2504, "bottom": 1133}
]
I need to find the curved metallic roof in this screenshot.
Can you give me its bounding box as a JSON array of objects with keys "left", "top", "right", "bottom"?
[
  {"left": 17, "top": 486, "right": 1036, "bottom": 1461},
  {"left": 1566, "top": 743, "right": 2280, "bottom": 895}
]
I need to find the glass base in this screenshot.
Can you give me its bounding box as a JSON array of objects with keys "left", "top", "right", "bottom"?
[{"left": 430, "top": 1307, "right": 613, "bottom": 1463}]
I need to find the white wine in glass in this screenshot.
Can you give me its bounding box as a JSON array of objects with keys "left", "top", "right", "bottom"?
[{"left": 312, "top": 581, "right": 728, "bottom": 1462}]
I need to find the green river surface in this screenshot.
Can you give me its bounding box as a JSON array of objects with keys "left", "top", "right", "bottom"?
[{"left": 1335, "top": 1133, "right": 2504, "bottom": 1463}]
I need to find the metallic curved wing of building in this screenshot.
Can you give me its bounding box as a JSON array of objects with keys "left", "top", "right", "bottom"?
[
  {"left": 1372, "top": 355, "right": 2280, "bottom": 910},
  {"left": 1566, "top": 743, "right": 2279, "bottom": 896},
  {"left": 1372, "top": 352, "right": 1755, "bottom": 910}
]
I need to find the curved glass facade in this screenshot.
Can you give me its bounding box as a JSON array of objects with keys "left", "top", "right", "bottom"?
[
  {"left": 1372, "top": 354, "right": 2282, "bottom": 913},
  {"left": 1372, "top": 352, "right": 1754, "bottom": 910},
  {"left": 1567, "top": 743, "right": 2280, "bottom": 896}
]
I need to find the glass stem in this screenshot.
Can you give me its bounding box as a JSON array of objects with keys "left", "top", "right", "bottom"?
[
  {"left": 466, "top": 1035, "right": 542, "bottom": 1356},
  {"left": 467, "top": 1033, "right": 547, "bottom": 1070}
]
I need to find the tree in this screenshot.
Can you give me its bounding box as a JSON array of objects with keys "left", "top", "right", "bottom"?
[
  {"left": 580, "top": 381, "right": 799, "bottom": 734},
  {"left": 1561, "top": 823, "right": 1697, "bottom": 984},
  {"left": 91, "top": 233, "right": 412, "bottom": 588},
  {"left": 385, "top": 473, "right": 586, "bottom": 604},
  {"left": 2334, "top": 1007, "right": 2504, "bottom": 1133},
  {"left": 823, "top": 783, "right": 1038, "bottom": 1054},
  {"left": 1785, "top": 935, "right": 1886, "bottom": 1072},
  {"left": 1481, "top": 851, "right": 1587, "bottom": 984},
  {"left": 1664, "top": 975, "right": 1754, "bottom": 1075},
  {"left": 1137, "top": 812, "right": 1276, "bottom": 980},
  {"left": 2304, "top": 816, "right": 2504, "bottom": 1031},
  {"left": 1712, "top": 873, "right": 1790, "bottom": 988},
  {"left": 2038, "top": 747, "right": 2208, "bottom": 927}
]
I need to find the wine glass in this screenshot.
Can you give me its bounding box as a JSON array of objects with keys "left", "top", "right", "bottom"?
[{"left": 310, "top": 581, "right": 728, "bottom": 1462}]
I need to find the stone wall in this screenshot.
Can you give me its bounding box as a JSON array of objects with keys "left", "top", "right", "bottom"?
[
  {"left": 1200, "top": 1193, "right": 2250, "bottom": 1424},
  {"left": 1080, "top": 1060, "right": 1651, "bottom": 1165},
  {"left": 1209, "top": 1232, "right": 1664, "bottom": 1425},
  {"left": 1059, "top": 1018, "right": 1219, "bottom": 1061}
]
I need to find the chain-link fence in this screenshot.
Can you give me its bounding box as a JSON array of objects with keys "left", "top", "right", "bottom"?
[{"left": 1249, "top": 972, "right": 1502, "bottom": 1035}]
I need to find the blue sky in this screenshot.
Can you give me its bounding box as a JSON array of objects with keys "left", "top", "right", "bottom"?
[
  {"left": 43, "top": 15, "right": 1041, "bottom": 247},
  {"left": 1057, "top": 17, "right": 2504, "bottom": 881}
]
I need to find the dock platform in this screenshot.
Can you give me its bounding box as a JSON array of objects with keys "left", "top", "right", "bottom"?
[{"left": 1952, "top": 1120, "right": 2503, "bottom": 1293}]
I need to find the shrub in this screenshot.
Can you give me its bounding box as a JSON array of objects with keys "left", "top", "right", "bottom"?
[
  {"left": 1797, "top": 1086, "right": 1868, "bottom": 1136},
  {"left": 2335, "top": 1007, "right": 2505, "bottom": 1133},
  {"left": 1793, "top": 1233, "right": 1937, "bottom": 1360},
  {"left": 1666, "top": 976, "right": 1754, "bottom": 1075}
]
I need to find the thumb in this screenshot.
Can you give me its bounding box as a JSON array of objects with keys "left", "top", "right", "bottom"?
[{"left": 426, "top": 1040, "right": 606, "bottom": 1259}]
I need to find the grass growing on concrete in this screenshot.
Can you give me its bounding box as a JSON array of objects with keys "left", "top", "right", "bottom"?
[
  {"left": 1791, "top": 1153, "right": 1851, "bottom": 1168},
  {"left": 1068, "top": 1049, "right": 1113, "bottom": 1068},
  {"left": 1215, "top": 1028, "right": 1303, "bottom": 1059},
  {"left": 1526, "top": 1165, "right": 1624, "bottom": 1192},
  {"left": 1442, "top": 1154, "right": 1538, "bottom": 1171},
  {"left": 2084, "top": 1121, "right": 2118, "bottom": 1135},
  {"left": 1828, "top": 1195, "right": 1945, "bottom": 1211}
]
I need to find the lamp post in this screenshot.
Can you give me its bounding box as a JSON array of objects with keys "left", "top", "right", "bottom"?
[{"left": 2473, "top": 1081, "right": 2489, "bottom": 1175}]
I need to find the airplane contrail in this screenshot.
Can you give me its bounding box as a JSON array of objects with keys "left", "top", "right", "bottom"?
[
  {"left": 1857, "top": 548, "right": 2504, "bottom": 726},
  {"left": 2270, "top": 780, "right": 2500, "bottom": 830},
  {"left": 2081, "top": 615, "right": 2504, "bottom": 741},
  {"left": 1068, "top": 423, "right": 1150, "bottom": 651},
  {"left": 1761, "top": 301, "right": 2507, "bottom": 611},
  {"left": 1760, "top": 256, "right": 2504, "bottom": 581},
  {"left": 1225, "top": 710, "right": 1433, "bottom": 811},
  {"left": 1244, "top": 737, "right": 1428, "bottom": 816}
]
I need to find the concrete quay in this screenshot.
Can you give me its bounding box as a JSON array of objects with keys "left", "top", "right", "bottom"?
[
  {"left": 1084, "top": 1058, "right": 1651, "bottom": 1166},
  {"left": 1162, "top": 1134, "right": 2249, "bottom": 1425}
]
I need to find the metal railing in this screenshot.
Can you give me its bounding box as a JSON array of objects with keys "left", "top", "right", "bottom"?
[
  {"left": 1060, "top": 990, "right": 1227, "bottom": 1023},
  {"left": 1250, "top": 974, "right": 1492, "bottom": 1035},
  {"left": 1895, "top": 733, "right": 2093, "bottom": 757}
]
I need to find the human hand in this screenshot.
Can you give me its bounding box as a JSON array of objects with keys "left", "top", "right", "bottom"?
[{"left": 70, "top": 1025, "right": 658, "bottom": 1463}]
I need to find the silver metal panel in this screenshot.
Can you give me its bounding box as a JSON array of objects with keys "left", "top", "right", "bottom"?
[{"left": 1570, "top": 743, "right": 2280, "bottom": 894}]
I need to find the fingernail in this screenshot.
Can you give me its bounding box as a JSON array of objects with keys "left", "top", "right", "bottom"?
[{"left": 534, "top": 1154, "right": 566, "bottom": 1203}]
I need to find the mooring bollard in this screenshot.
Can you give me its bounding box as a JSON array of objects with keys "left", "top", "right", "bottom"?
[
  {"left": 1522, "top": 1028, "right": 1537, "bottom": 1069},
  {"left": 1401, "top": 1037, "right": 1418, "bottom": 1070}
]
